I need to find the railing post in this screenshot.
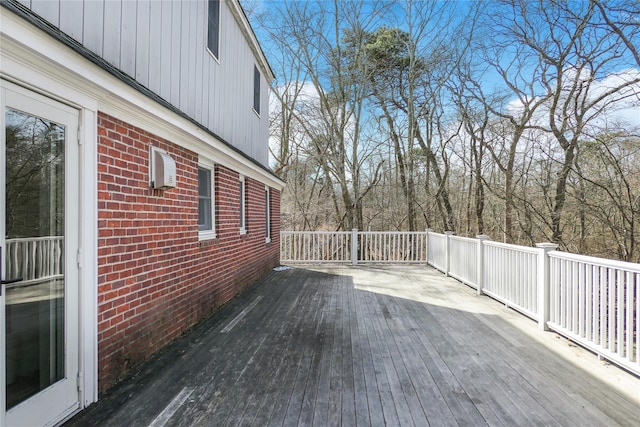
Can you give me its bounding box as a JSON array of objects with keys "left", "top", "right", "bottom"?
[
  {"left": 351, "top": 228, "right": 358, "bottom": 266},
  {"left": 476, "top": 235, "right": 490, "bottom": 295},
  {"left": 536, "top": 242, "right": 558, "bottom": 331},
  {"left": 445, "top": 231, "right": 454, "bottom": 276},
  {"left": 425, "top": 229, "right": 432, "bottom": 264}
]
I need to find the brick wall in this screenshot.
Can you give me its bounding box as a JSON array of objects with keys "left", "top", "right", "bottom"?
[{"left": 97, "top": 112, "right": 280, "bottom": 391}]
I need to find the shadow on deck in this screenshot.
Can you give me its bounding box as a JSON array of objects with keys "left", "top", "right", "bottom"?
[{"left": 65, "top": 265, "right": 640, "bottom": 426}]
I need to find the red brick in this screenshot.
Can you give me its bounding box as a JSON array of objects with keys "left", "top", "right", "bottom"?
[{"left": 96, "top": 112, "right": 280, "bottom": 392}]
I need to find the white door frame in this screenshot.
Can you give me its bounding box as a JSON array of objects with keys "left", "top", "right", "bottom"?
[
  {"left": 2, "top": 11, "right": 104, "bottom": 424},
  {"left": 0, "top": 78, "right": 94, "bottom": 427},
  {"left": 1, "top": 65, "right": 98, "bottom": 427}
]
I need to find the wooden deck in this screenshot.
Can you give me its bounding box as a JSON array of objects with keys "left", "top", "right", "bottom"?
[{"left": 66, "top": 265, "right": 640, "bottom": 427}]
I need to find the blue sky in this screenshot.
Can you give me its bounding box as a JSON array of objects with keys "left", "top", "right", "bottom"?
[{"left": 243, "top": 0, "right": 640, "bottom": 128}]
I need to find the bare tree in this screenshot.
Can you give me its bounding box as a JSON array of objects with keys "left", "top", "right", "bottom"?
[
  {"left": 573, "top": 130, "right": 640, "bottom": 261},
  {"left": 478, "top": 0, "right": 640, "bottom": 246},
  {"left": 267, "top": 0, "right": 389, "bottom": 230},
  {"left": 251, "top": 0, "right": 640, "bottom": 263}
]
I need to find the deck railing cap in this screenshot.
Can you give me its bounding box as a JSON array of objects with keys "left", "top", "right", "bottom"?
[{"left": 535, "top": 242, "right": 559, "bottom": 250}]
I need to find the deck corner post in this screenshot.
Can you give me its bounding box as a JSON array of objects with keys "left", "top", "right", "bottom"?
[
  {"left": 351, "top": 228, "right": 359, "bottom": 265},
  {"left": 476, "top": 235, "right": 490, "bottom": 295},
  {"left": 424, "top": 228, "right": 431, "bottom": 265},
  {"left": 444, "top": 231, "right": 454, "bottom": 276},
  {"left": 425, "top": 229, "right": 432, "bottom": 265},
  {"left": 536, "top": 242, "right": 559, "bottom": 331}
]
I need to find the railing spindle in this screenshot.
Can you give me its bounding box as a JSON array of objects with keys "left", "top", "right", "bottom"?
[{"left": 617, "top": 269, "right": 624, "bottom": 356}]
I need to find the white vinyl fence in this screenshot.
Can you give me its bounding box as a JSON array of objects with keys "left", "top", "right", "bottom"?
[
  {"left": 448, "top": 235, "right": 479, "bottom": 288},
  {"left": 482, "top": 241, "right": 541, "bottom": 319},
  {"left": 426, "top": 230, "right": 639, "bottom": 377},
  {"left": 426, "top": 232, "right": 448, "bottom": 272},
  {"left": 359, "top": 231, "right": 427, "bottom": 263},
  {"left": 547, "top": 252, "right": 639, "bottom": 375},
  {"left": 280, "top": 231, "right": 352, "bottom": 263},
  {"left": 280, "top": 230, "right": 428, "bottom": 264}
]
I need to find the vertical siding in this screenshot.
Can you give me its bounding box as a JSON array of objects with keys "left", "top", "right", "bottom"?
[
  {"left": 16, "top": 0, "right": 270, "bottom": 166},
  {"left": 187, "top": 1, "right": 198, "bottom": 118},
  {"left": 102, "top": 0, "right": 122, "bottom": 68},
  {"left": 169, "top": 0, "right": 181, "bottom": 102},
  {"left": 147, "top": 1, "right": 162, "bottom": 93},
  {"left": 178, "top": 0, "right": 190, "bottom": 113},
  {"left": 208, "top": 43, "right": 220, "bottom": 133},
  {"left": 31, "top": 0, "right": 59, "bottom": 26},
  {"left": 59, "top": 1, "right": 83, "bottom": 43},
  {"left": 120, "top": 1, "right": 137, "bottom": 77},
  {"left": 135, "top": 0, "right": 151, "bottom": 85},
  {"left": 194, "top": 0, "right": 205, "bottom": 123},
  {"left": 158, "top": 0, "right": 172, "bottom": 100},
  {"left": 200, "top": 32, "right": 211, "bottom": 128},
  {"left": 83, "top": 0, "right": 104, "bottom": 56}
]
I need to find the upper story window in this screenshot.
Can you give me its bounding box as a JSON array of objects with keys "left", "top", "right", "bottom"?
[
  {"left": 239, "top": 175, "right": 247, "bottom": 234},
  {"left": 208, "top": 0, "right": 220, "bottom": 60},
  {"left": 198, "top": 165, "right": 216, "bottom": 240},
  {"left": 253, "top": 65, "right": 261, "bottom": 115}
]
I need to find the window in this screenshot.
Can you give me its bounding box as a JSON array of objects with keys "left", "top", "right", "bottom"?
[
  {"left": 253, "top": 65, "right": 260, "bottom": 114},
  {"left": 207, "top": 0, "right": 220, "bottom": 59},
  {"left": 265, "top": 187, "right": 271, "bottom": 242},
  {"left": 239, "top": 176, "right": 246, "bottom": 234},
  {"left": 198, "top": 166, "right": 216, "bottom": 239}
]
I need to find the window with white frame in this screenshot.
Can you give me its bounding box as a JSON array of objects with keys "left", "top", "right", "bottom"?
[
  {"left": 239, "top": 175, "right": 246, "bottom": 234},
  {"left": 198, "top": 165, "right": 216, "bottom": 239},
  {"left": 265, "top": 186, "right": 271, "bottom": 242},
  {"left": 207, "top": 0, "right": 220, "bottom": 59}
]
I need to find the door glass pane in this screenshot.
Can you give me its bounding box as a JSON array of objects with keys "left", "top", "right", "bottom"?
[{"left": 4, "top": 108, "right": 65, "bottom": 409}]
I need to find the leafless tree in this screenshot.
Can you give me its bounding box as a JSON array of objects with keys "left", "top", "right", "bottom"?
[{"left": 254, "top": 0, "right": 640, "bottom": 261}]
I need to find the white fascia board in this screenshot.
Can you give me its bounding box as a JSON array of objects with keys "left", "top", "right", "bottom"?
[{"left": 0, "top": 8, "right": 285, "bottom": 191}]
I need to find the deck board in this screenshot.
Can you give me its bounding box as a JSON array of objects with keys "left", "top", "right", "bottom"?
[{"left": 65, "top": 265, "right": 640, "bottom": 427}]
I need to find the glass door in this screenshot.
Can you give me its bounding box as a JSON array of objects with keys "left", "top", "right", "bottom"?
[{"left": 1, "top": 81, "right": 80, "bottom": 427}]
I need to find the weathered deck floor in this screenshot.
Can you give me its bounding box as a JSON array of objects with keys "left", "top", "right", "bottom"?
[{"left": 66, "top": 265, "right": 640, "bottom": 427}]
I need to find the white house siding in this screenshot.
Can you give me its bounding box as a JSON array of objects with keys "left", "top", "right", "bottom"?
[{"left": 19, "top": 0, "right": 271, "bottom": 166}]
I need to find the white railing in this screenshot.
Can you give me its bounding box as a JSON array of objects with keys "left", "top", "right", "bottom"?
[
  {"left": 280, "top": 230, "right": 428, "bottom": 264},
  {"left": 358, "top": 231, "right": 427, "bottom": 263},
  {"left": 280, "top": 231, "right": 352, "bottom": 263},
  {"left": 449, "top": 235, "right": 479, "bottom": 289},
  {"left": 547, "top": 252, "right": 639, "bottom": 374},
  {"left": 4, "top": 236, "right": 64, "bottom": 284},
  {"left": 427, "top": 232, "right": 448, "bottom": 272},
  {"left": 279, "top": 229, "right": 639, "bottom": 375},
  {"left": 426, "top": 230, "right": 640, "bottom": 376},
  {"left": 482, "top": 241, "right": 540, "bottom": 319}
]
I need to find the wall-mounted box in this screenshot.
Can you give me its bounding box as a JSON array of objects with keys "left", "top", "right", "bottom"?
[{"left": 150, "top": 146, "right": 177, "bottom": 190}]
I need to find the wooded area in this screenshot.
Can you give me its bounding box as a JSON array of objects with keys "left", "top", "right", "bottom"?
[{"left": 248, "top": 0, "right": 640, "bottom": 262}]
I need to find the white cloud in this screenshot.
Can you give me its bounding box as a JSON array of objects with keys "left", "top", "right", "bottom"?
[{"left": 504, "top": 67, "right": 640, "bottom": 130}]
